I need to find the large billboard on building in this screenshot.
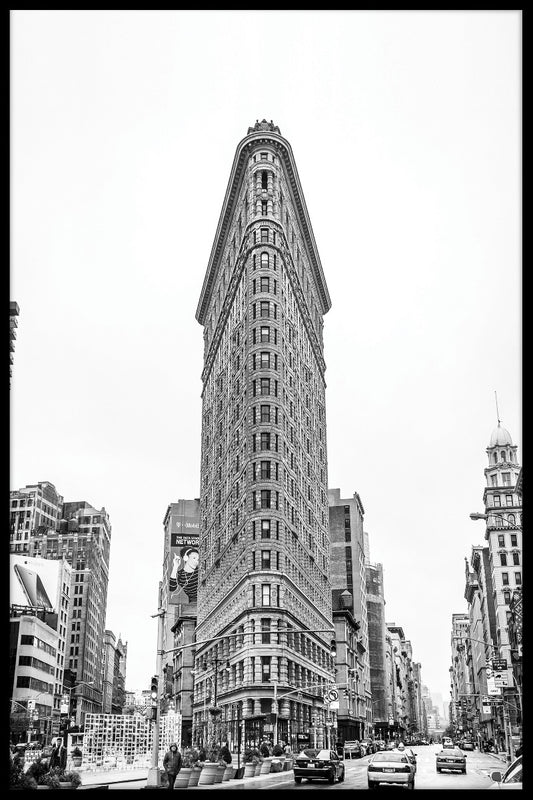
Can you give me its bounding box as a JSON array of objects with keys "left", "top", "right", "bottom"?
[
  {"left": 10, "top": 555, "right": 62, "bottom": 613},
  {"left": 167, "top": 505, "right": 199, "bottom": 606}
]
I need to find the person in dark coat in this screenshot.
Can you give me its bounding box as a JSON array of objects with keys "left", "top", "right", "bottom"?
[
  {"left": 219, "top": 742, "right": 232, "bottom": 764},
  {"left": 163, "top": 743, "right": 182, "bottom": 790},
  {"left": 49, "top": 737, "right": 67, "bottom": 771}
]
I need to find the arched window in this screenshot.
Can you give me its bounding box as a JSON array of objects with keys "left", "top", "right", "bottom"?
[
  {"left": 261, "top": 171, "right": 268, "bottom": 190},
  {"left": 261, "top": 252, "right": 269, "bottom": 269},
  {"left": 501, "top": 451, "right": 506, "bottom": 461},
  {"left": 507, "top": 514, "right": 515, "bottom": 526},
  {"left": 493, "top": 453, "right": 498, "bottom": 463}
]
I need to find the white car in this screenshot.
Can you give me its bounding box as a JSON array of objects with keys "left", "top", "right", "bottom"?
[
  {"left": 489, "top": 755, "right": 522, "bottom": 789},
  {"left": 367, "top": 751, "right": 416, "bottom": 789}
]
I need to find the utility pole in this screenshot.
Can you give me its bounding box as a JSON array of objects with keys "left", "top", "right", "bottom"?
[{"left": 147, "top": 609, "right": 165, "bottom": 788}]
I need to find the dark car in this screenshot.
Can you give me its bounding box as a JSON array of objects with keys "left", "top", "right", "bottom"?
[
  {"left": 343, "top": 740, "right": 363, "bottom": 758},
  {"left": 361, "top": 738, "right": 376, "bottom": 755},
  {"left": 294, "top": 748, "right": 345, "bottom": 784},
  {"left": 436, "top": 746, "right": 467, "bottom": 774},
  {"left": 462, "top": 740, "right": 475, "bottom": 751}
]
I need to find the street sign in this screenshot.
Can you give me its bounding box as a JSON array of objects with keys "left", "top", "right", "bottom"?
[
  {"left": 487, "top": 677, "right": 501, "bottom": 695},
  {"left": 492, "top": 659, "right": 507, "bottom": 671},
  {"left": 328, "top": 688, "right": 339, "bottom": 703},
  {"left": 493, "top": 672, "right": 509, "bottom": 688}
]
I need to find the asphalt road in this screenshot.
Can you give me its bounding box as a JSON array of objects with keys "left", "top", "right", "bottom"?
[
  {"left": 103, "top": 745, "right": 507, "bottom": 790},
  {"left": 231, "top": 745, "right": 504, "bottom": 791}
]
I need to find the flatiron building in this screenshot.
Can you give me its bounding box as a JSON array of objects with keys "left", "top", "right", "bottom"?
[{"left": 193, "top": 120, "right": 334, "bottom": 750}]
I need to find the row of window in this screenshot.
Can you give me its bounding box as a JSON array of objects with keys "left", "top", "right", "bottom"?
[
  {"left": 20, "top": 634, "right": 56, "bottom": 657},
  {"left": 497, "top": 533, "right": 519, "bottom": 547},
  {"left": 15, "top": 675, "right": 54, "bottom": 693},
  {"left": 252, "top": 276, "right": 277, "bottom": 294},
  {"left": 18, "top": 655, "right": 55, "bottom": 675},
  {"left": 501, "top": 572, "right": 521, "bottom": 586},
  {"left": 498, "top": 552, "right": 520, "bottom": 566},
  {"left": 252, "top": 351, "right": 279, "bottom": 371},
  {"left": 490, "top": 495, "right": 515, "bottom": 507}
]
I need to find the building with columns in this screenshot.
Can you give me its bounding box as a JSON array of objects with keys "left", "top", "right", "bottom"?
[{"left": 193, "top": 120, "right": 334, "bottom": 752}]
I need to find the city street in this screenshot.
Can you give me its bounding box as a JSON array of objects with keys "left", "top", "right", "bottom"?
[{"left": 85, "top": 746, "right": 507, "bottom": 790}]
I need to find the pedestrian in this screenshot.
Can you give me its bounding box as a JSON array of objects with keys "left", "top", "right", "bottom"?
[
  {"left": 198, "top": 745, "right": 207, "bottom": 762},
  {"left": 284, "top": 742, "right": 291, "bottom": 755},
  {"left": 260, "top": 740, "right": 270, "bottom": 757},
  {"left": 163, "top": 743, "right": 182, "bottom": 790},
  {"left": 220, "top": 742, "right": 232, "bottom": 764},
  {"left": 49, "top": 737, "right": 67, "bottom": 771}
]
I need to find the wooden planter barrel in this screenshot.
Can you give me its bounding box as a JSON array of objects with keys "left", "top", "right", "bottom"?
[
  {"left": 188, "top": 765, "right": 202, "bottom": 787},
  {"left": 260, "top": 757, "right": 272, "bottom": 774},
  {"left": 198, "top": 761, "right": 218, "bottom": 785},
  {"left": 244, "top": 762, "right": 256, "bottom": 778},
  {"left": 174, "top": 768, "right": 191, "bottom": 788}
]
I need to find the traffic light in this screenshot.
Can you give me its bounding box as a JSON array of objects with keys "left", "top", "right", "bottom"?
[
  {"left": 330, "top": 639, "right": 337, "bottom": 657},
  {"left": 150, "top": 675, "right": 158, "bottom": 706}
]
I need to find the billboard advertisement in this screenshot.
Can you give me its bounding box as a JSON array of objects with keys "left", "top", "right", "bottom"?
[
  {"left": 10, "top": 554, "right": 62, "bottom": 613},
  {"left": 167, "top": 508, "right": 199, "bottom": 606}
]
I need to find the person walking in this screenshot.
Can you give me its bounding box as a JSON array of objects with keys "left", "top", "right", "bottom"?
[
  {"left": 49, "top": 737, "right": 67, "bottom": 771},
  {"left": 163, "top": 743, "right": 182, "bottom": 790}
]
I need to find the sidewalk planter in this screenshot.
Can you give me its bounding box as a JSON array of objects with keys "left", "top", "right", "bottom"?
[
  {"left": 222, "top": 765, "right": 234, "bottom": 781},
  {"left": 175, "top": 768, "right": 191, "bottom": 788},
  {"left": 198, "top": 761, "right": 218, "bottom": 785},
  {"left": 214, "top": 763, "right": 225, "bottom": 783},
  {"left": 260, "top": 757, "right": 273, "bottom": 774},
  {"left": 188, "top": 766, "right": 202, "bottom": 787},
  {"left": 244, "top": 763, "right": 255, "bottom": 778},
  {"left": 270, "top": 759, "right": 283, "bottom": 773}
]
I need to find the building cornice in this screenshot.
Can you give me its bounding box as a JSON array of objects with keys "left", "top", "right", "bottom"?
[{"left": 196, "top": 129, "right": 331, "bottom": 325}]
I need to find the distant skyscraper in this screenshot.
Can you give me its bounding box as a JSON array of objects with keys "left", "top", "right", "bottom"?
[
  {"left": 10, "top": 301, "right": 19, "bottom": 387},
  {"left": 194, "top": 120, "right": 334, "bottom": 750}
]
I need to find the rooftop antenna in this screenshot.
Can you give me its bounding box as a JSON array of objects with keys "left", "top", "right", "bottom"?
[{"left": 495, "top": 391, "right": 501, "bottom": 425}]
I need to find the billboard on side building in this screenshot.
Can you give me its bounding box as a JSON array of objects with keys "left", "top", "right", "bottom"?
[
  {"left": 167, "top": 504, "right": 200, "bottom": 606},
  {"left": 10, "top": 554, "right": 62, "bottom": 613}
]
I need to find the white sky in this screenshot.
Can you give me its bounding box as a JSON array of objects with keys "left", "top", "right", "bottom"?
[{"left": 11, "top": 10, "right": 521, "bottom": 705}]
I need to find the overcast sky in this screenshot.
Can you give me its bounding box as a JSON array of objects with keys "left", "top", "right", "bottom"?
[{"left": 11, "top": 10, "right": 521, "bottom": 705}]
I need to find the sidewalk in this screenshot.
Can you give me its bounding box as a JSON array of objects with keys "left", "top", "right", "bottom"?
[{"left": 79, "top": 766, "right": 294, "bottom": 790}]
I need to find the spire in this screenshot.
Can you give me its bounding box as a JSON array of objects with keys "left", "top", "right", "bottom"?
[{"left": 495, "top": 390, "right": 501, "bottom": 425}]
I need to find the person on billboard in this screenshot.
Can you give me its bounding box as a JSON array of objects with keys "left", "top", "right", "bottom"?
[{"left": 169, "top": 546, "right": 199, "bottom": 602}]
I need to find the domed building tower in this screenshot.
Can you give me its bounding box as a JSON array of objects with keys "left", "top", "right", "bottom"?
[{"left": 482, "top": 420, "right": 522, "bottom": 732}]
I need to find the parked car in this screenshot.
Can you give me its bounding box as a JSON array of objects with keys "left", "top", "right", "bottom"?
[
  {"left": 293, "top": 748, "right": 345, "bottom": 784},
  {"left": 367, "top": 751, "right": 416, "bottom": 789},
  {"left": 375, "top": 740, "right": 387, "bottom": 751},
  {"left": 436, "top": 746, "right": 467, "bottom": 774},
  {"left": 489, "top": 754, "right": 522, "bottom": 790},
  {"left": 343, "top": 740, "right": 363, "bottom": 758}
]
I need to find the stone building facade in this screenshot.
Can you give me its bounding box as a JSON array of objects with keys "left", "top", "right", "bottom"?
[{"left": 193, "top": 120, "right": 334, "bottom": 751}]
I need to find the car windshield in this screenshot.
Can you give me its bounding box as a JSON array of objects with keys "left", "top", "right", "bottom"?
[
  {"left": 502, "top": 756, "right": 522, "bottom": 784},
  {"left": 316, "top": 750, "right": 334, "bottom": 760},
  {"left": 440, "top": 748, "right": 463, "bottom": 757},
  {"left": 372, "top": 752, "right": 408, "bottom": 763},
  {"left": 298, "top": 749, "right": 319, "bottom": 759}
]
